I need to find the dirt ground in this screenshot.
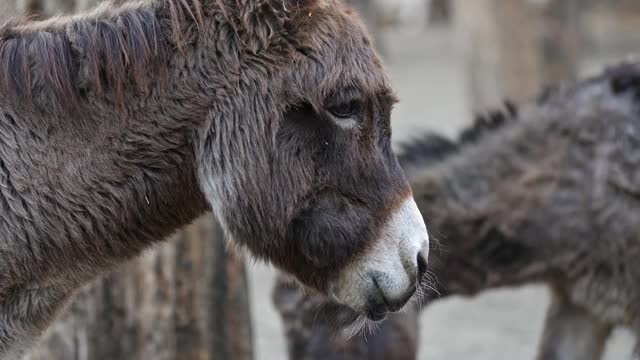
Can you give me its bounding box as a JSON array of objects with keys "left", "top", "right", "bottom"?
[{"left": 247, "top": 26, "right": 636, "bottom": 360}]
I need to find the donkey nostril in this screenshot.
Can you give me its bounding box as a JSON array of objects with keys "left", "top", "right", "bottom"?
[{"left": 417, "top": 252, "right": 428, "bottom": 283}]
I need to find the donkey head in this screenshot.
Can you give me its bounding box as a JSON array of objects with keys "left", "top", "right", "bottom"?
[{"left": 198, "top": 0, "right": 428, "bottom": 320}]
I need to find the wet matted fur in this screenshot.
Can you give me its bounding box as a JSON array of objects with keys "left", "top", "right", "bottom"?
[
  {"left": 0, "top": 0, "right": 430, "bottom": 357},
  {"left": 273, "top": 61, "right": 640, "bottom": 360}
]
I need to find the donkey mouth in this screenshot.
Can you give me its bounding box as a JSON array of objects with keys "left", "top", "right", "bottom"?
[
  {"left": 366, "top": 307, "right": 389, "bottom": 322},
  {"left": 364, "top": 252, "right": 428, "bottom": 321},
  {"left": 365, "top": 286, "right": 416, "bottom": 321}
]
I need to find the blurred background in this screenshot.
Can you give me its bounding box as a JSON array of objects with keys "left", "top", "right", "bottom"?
[
  {"left": 254, "top": 1, "right": 639, "bottom": 359},
  {"left": 2, "top": 0, "right": 639, "bottom": 359}
]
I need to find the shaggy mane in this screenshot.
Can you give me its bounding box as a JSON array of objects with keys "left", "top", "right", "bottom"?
[
  {"left": 0, "top": 0, "right": 208, "bottom": 110},
  {"left": 398, "top": 101, "right": 519, "bottom": 169}
]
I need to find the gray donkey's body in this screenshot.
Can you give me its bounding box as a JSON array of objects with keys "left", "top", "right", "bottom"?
[
  {"left": 0, "top": 0, "right": 431, "bottom": 357},
  {"left": 274, "top": 62, "right": 640, "bottom": 360}
]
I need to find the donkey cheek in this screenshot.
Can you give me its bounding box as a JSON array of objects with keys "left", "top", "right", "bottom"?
[{"left": 288, "top": 204, "right": 373, "bottom": 268}]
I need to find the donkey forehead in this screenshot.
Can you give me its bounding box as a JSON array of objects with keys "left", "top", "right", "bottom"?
[{"left": 287, "top": 3, "right": 390, "bottom": 102}]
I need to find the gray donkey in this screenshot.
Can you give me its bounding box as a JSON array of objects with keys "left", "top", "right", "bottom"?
[
  {"left": 0, "top": 0, "right": 431, "bottom": 357},
  {"left": 274, "top": 62, "right": 640, "bottom": 360}
]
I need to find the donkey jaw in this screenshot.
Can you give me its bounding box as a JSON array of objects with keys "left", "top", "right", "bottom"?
[{"left": 331, "top": 197, "right": 429, "bottom": 320}]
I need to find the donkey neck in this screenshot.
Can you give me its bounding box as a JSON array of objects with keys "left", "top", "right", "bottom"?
[
  {"left": 413, "top": 132, "right": 531, "bottom": 225},
  {"left": 0, "top": 0, "right": 231, "bottom": 289},
  {"left": 0, "top": 98, "right": 209, "bottom": 287}
]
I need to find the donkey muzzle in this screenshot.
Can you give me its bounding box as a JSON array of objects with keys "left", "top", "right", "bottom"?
[{"left": 332, "top": 196, "right": 429, "bottom": 320}]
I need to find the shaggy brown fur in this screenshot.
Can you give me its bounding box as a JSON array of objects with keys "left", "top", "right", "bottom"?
[
  {"left": 0, "top": 0, "right": 430, "bottom": 357},
  {"left": 274, "top": 61, "right": 640, "bottom": 360}
]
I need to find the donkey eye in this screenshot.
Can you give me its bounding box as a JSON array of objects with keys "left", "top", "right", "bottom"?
[{"left": 327, "top": 100, "right": 362, "bottom": 119}]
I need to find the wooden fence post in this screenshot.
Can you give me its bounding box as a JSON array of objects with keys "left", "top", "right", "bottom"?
[
  {"left": 0, "top": 0, "right": 18, "bottom": 19},
  {"left": 27, "top": 216, "right": 254, "bottom": 360},
  {"left": 429, "top": 0, "right": 451, "bottom": 24},
  {"left": 453, "top": 0, "right": 580, "bottom": 110},
  {"left": 75, "top": 0, "right": 99, "bottom": 11}
]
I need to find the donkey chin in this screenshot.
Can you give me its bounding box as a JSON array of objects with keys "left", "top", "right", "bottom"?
[{"left": 329, "top": 197, "right": 429, "bottom": 323}]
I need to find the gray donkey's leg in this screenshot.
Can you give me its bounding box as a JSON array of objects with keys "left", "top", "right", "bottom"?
[
  {"left": 0, "top": 285, "right": 72, "bottom": 359},
  {"left": 536, "top": 287, "right": 612, "bottom": 360},
  {"left": 273, "top": 273, "right": 419, "bottom": 360}
]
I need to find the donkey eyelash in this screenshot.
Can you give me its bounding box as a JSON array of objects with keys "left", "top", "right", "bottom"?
[
  {"left": 325, "top": 100, "right": 364, "bottom": 130},
  {"left": 327, "top": 100, "right": 362, "bottom": 119}
]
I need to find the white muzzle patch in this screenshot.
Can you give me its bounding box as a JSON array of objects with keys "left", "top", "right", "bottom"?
[{"left": 331, "top": 196, "right": 429, "bottom": 316}]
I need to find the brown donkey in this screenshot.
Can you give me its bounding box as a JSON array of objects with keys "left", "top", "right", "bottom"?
[
  {"left": 274, "top": 62, "right": 640, "bottom": 360},
  {"left": 0, "top": 0, "right": 430, "bottom": 357}
]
